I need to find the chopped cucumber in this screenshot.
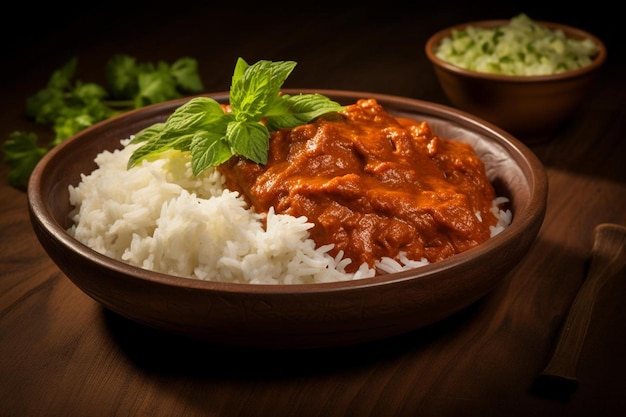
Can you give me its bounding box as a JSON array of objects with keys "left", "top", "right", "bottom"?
[{"left": 435, "top": 13, "right": 599, "bottom": 76}]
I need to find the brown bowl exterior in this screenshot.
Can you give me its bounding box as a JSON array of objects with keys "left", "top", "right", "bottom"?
[
  {"left": 28, "top": 90, "right": 548, "bottom": 349},
  {"left": 425, "top": 20, "right": 607, "bottom": 141}
]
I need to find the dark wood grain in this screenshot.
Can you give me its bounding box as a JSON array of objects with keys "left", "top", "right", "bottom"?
[
  {"left": 2, "top": 2, "right": 625, "bottom": 416},
  {"left": 538, "top": 224, "right": 626, "bottom": 396}
]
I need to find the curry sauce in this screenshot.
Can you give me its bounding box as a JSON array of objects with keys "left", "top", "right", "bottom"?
[{"left": 219, "top": 99, "right": 501, "bottom": 273}]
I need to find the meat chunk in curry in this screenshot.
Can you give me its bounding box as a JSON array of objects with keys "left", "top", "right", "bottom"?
[{"left": 219, "top": 98, "right": 501, "bottom": 273}]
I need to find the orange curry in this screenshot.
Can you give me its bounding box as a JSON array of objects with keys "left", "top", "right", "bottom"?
[{"left": 219, "top": 98, "right": 501, "bottom": 273}]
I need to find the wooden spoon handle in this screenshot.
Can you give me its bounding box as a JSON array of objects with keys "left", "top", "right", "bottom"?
[{"left": 540, "top": 223, "right": 626, "bottom": 385}]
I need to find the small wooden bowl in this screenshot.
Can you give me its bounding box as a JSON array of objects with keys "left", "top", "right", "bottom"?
[
  {"left": 27, "top": 90, "right": 548, "bottom": 349},
  {"left": 425, "top": 20, "right": 607, "bottom": 142}
]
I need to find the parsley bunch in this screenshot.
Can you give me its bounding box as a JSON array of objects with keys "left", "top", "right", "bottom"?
[
  {"left": 128, "top": 58, "right": 345, "bottom": 175},
  {"left": 3, "top": 55, "right": 204, "bottom": 189}
]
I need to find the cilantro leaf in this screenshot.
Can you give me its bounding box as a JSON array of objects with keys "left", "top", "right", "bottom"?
[
  {"left": 128, "top": 58, "right": 345, "bottom": 176},
  {"left": 104, "top": 55, "right": 139, "bottom": 99},
  {"left": 4, "top": 54, "right": 205, "bottom": 189},
  {"left": 135, "top": 67, "right": 181, "bottom": 108},
  {"left": 105, "top": 55, "right": 204, "bottom": 107},
  {"left": 47, "top": 58, "right": 78, "bottom": 90},
  {"left": 3, "top": 132, "right": 49, "bottom": 189},
  {"left": 171, "top": 57, "right": 204, "bottom": 92}
]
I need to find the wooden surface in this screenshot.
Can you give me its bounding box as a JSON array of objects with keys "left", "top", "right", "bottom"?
[{"left": 1, "top": 2, "right": 625, "bottom": 416}]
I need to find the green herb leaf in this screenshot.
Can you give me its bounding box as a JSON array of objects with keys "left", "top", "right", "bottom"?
[
  {"left": 2, "top": 132, "right": 49, "bottom": 189},
  {"left": 128, "top": 97, "right": 232, "bottom": 168},
  {"left": 190, "top": 131, "right": 233, "bottom": 173},
  {"left": 5, "top": 54, "right": 205, "bottom": 189},
  {"left": 264, "top": 93, "right": 345, "bottom": 131},
  {"left": 135, "top": 67, "right": 180, "bottom": 108},
  {"left": 171, "top": 57, "right": 204, "bottom": 92},
  {"left": 227, "top": 120, "right": 270, "bottom": 164},
  {"left": 104, "top": 55, "right": 139, "bottom": 99},
  {"left": 129, "top": 58, "right": 345, "bottom": 175},
  {"left": 105, "top": 55, "right": 204, "bottom": 107},
  {"left": 230, "top": 58, "right": 296, "bottom": 119}
]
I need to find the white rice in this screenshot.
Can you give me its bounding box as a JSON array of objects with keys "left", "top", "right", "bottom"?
[{"left": 67, "top": 139, "right": 512, "bottom": 284}]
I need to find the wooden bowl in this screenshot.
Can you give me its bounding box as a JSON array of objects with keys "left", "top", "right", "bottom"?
[
  {"left": 425, "top": 19, "right": 607, "bottom": 142},
  {"left": 27, "top": 90, "right": 548, "bottom": 349}
]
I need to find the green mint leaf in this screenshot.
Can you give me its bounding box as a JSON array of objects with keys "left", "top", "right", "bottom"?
[
  {"left": 127, "top": 97, "right": 232, "bottom": 169},
  {"left": 230, "top": 58, "right": 296, "bottom": 119},
  {"left": 127, "top": 123, "right": 168, "bottom": 167},
  {"left": 226, "top": 120, "right": 269, "bottom": 164},
  {"left": 164, "top": 97, "right": 227, "bottom": 132},
  {"left": 231, "top": 57, "right": 249, "bottom": 85},
  {"left": 129, "top": 58, "right": 344, "bottom": 176},
  {"left": 190, "top": 131, "right": 233, "bottom": 174},
  {"left": 129, "top": 122, "right": 166, "bottom": 144},
  {"left": 264, "top": 93, "right": 344, "bottom": 131},
  {"left": 127, "top": 127, "right": 195, "bottom": 168}
]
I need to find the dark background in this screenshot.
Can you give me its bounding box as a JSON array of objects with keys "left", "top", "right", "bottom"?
[{"left": 1, "top": 1, "right": 618, "bottom": 103}]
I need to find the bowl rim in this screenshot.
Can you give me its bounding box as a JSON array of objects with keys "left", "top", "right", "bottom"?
[
  {"left": 28, "top": 89, "right": 548, "bottom": 295},
  {"left": 425, "top": 19, "right": 607, "bottom": 83}
]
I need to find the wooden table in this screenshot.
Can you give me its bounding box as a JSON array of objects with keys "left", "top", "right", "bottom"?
[{"left": 2, "top": 2, "right": 624, "bottom": 416}]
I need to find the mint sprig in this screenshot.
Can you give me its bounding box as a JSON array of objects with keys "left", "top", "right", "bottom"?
[{"left": 128, "top": 58, "right": 345, "bottom": 175}]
